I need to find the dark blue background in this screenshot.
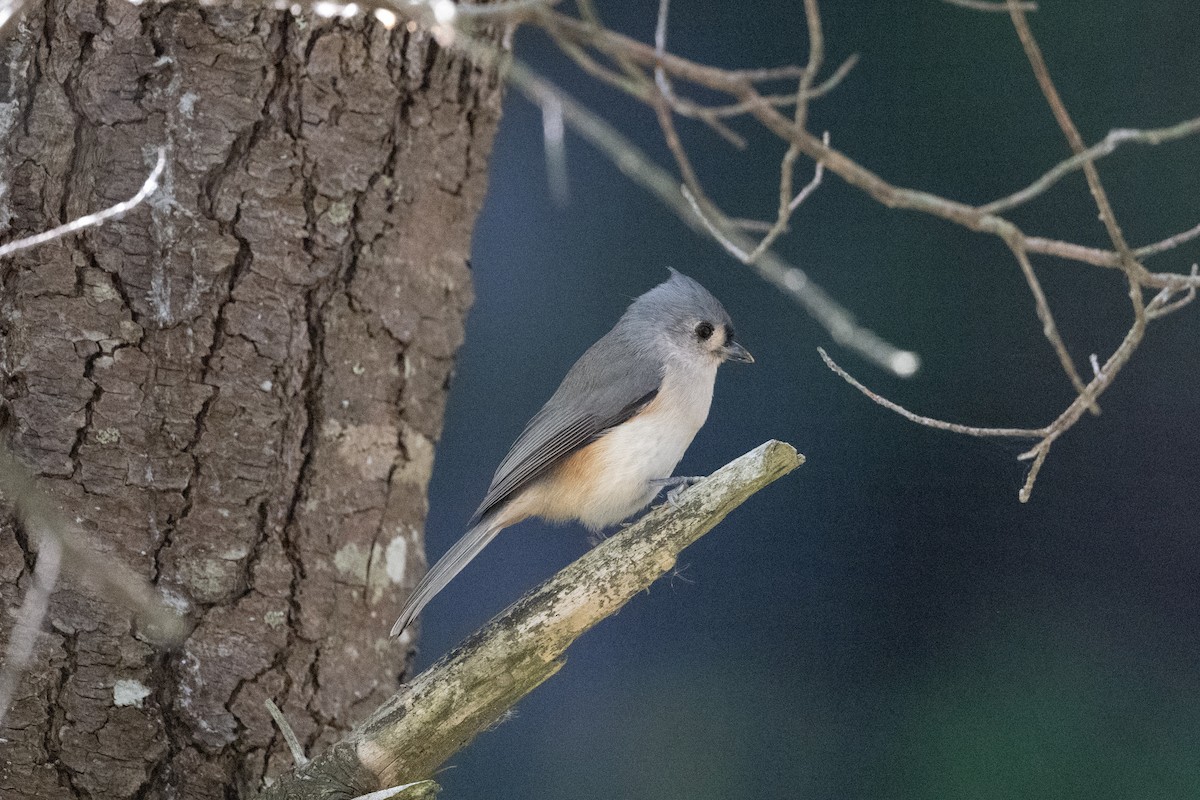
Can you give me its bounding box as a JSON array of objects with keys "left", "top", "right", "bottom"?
[{"left": 416, "top": 2, "right": 1200, "bottom": 797}]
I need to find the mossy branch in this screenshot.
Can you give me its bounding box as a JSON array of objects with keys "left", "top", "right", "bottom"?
[{"left": 256, "top": 440, "right": 803, "bottom": 799}]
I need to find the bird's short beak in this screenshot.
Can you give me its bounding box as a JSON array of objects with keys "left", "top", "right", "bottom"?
[{"left": 723, "top": 340, "right": 754, "bottom": 364}]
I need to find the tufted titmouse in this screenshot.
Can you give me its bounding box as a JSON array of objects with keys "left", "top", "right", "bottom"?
[{"left": 390, "top": 270, "right": 752, "bottom": 637}]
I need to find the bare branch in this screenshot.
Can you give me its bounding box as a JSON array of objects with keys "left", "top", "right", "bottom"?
[
  {"left": 744, "top": 132, "right": 828, "bottom": 262},
  {"left": 740, "top": 0, "right": 825, "bottom": 265},
  {"left": 1007, "top": 4, "right": 1141, "bottom": 274},
  {"left": 0, "top": 534, "right": 61, "bottom": 731},
  {"left": 255, "top": 441, "right": 804, "bottom": 799},
  {"left": 1146, "top": 264, "right": 1199, "bottom": 319},
  {"left": 727, "top": 217, "right": 778, "bottom": 233},
  {"left": 401, "top": 1, "right": 1198, "bottom": 497},
  {"left": 699, "top": 54, "right": 859, "bottom": 119},
  {"left": 344, "top": 0, "right": 561, "bottom": 28},
  {"left": 680, "top": 185, "right": 751, "bottom": 261},
  {"left": 981, "top": 116, "right": 1200, "bottom": 214},
  {"left": 1018, "top": 442, "right": 1050, "bottom": 503},
  {"left": 539, "top": 91, "right": 570, "bottom": 206},
  {"left": 1019, "top": 292, "right": 1155, "bottom": 469},
  {"left": 0, "top": 447, "right": 186, "bottom": 646},
  {"left": 642, "top": 0, "right": 750, "bottom": 148},
  {"left": 452, "top": 0, "right": 560, "bottom": 19},
  {"left": 941, "top": 0, "right": 1037, "bottom": 12},
  {"left": 789, "top": 135, "right": 827, "bottom": 211},
  {"left": 818, "top": 348, "right": 1045, "bottom": 438},
  {"left": 0, "top": 0, "right": 27, "bottom": 32},
  {"left": 0, "top": 147, "right": 166, "bottom": 260},
  {"left": 265, "top": 698, "right": 310, "bottom": 768},
  {"left": 349, "top": 782, "right": 438, "bottom": 800},
  {"left": 653, "top": 0, "right": 670, "bottom": 94},
  {"left": 546, "top": 26, "right": 748, "bottom": 147},
  {"left": 505, "top": 60, "right": 921, "bottom": 377},
  {"left": 535, "top": 5, "right": 1199, "bottom": 292},
  {"left": 1007, "top": 0, "right": 1155, "bottom": 425},
  {"left": 1021, "top": 229, "right": 1200, "bottom": 277},
  {"left": 1135, "top": 220, "right": 1200, "bottom": 260},
  {"left": 1005, "top": 240, "right": 1098, "bottom": 413}
]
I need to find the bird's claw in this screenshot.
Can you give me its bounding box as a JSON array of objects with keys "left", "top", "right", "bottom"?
[{"left": 649, "top": 476, "right": 703, "bottom": 509}]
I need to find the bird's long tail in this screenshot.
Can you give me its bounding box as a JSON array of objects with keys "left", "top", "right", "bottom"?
[{"left": 389, "top": 518, "right": 503, "bottom": 638}]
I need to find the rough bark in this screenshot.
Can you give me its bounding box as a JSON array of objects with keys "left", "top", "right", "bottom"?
[{"left": 0, "top": 3, "right": 501, "bottom": 797}]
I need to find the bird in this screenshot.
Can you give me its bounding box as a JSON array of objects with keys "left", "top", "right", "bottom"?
[{"left": 389, "top": 269, "right": 753, "bottom": 638}]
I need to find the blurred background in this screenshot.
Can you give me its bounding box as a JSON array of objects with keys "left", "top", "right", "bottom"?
[{"left": 415, "top": 2, "right": 1200, "bottom": 797}]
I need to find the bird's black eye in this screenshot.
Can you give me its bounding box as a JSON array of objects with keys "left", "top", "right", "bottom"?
[{"left": 695, "top": 322, "right": 714, "bottom": 340}]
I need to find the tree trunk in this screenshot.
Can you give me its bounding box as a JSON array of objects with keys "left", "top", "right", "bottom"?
[{"left": 0, "top": 3, "right": 501, "bottom": 797}]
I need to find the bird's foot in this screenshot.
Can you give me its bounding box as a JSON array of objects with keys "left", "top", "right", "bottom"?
[
  {"left": 587, "top": 529, "right": 611, "bottom": 546},
  {"left": 649, "top": 476, "right": 703, "bottom": 509}
]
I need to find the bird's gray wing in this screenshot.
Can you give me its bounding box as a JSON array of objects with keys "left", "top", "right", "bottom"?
[{"left": 470, "top": 333, "right": 663, "bottom": 526}]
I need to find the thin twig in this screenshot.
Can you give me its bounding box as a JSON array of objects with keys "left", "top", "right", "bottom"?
[
  {"left": 0, "top": 148, "right": 166, "bottom": 259},
  {"left": 703, "top": 54, "right": 859, "bottom": 118},
  {"left": 644, "top": 0, "right": 830, "bottom": 266},
  {"left": 941, "top": 0, "right": 1037, "bottom": 12},
  {"left": 643, "top": 0, "right": 747, "bottom": 146},
  {"left": 1135, "top": 220, "right": 1200, "bottom": 260},
  {"left": 789, "top": 134, "right": 827, "bottom": 212},
  {"left": 794, "top": 0, "right": 824, "bottom": 133},
  {"left": 740, "top": 0, "right": 824, "bottom": 264},
  {"left": 680, "top": 185, "right": 749, "bottom": 261},
  {"left": 727, "top": 217, "right": 777, "bottom": 233},
  {"left": 0, "top": 535, "right": 62, "bottom": 730},
  {"left": 1018, "top": 234, "right": 1200, "bottom": 281},
  {"left": 1007, "top": 4, "right": 1141, "bottom": 274},
  {"left": 1016, "top": 290, "right": 1157, "bottom": 467},
  {"left": 0, "top": 0, "right": 28, "bottom": 32},
  {"left": 348, "top": 782, "right": 438, "bottom": 800},
  {"left": 1005, "top": 239, "right": 1098, "bottom": 413},
  {"left": 547, "top": 26, "right": 747, "bottom": 147},
  {"left": 1008, "top": 0, "right": 1152, "bottom": 419},
  {"left": 540, "top": 91, "right": 570, "bottom": 206},
  {"left": 720, "top": 65, "right": 809, "bottom": 82},
  {"left": 265, "top": 698, "right": 310, "bottom": 767},
  {"left": 818, "top": 348, "right": 1044, "bottom": 438},
  {"left": 743, "top": 133, "right": 827, "bottom": 262},
  {"left": 452, "top": 0, "right": 560, "bottom": 18},
  {"left": 0, "top": 447, "right": 186, "bottom": 646},
  {"left": 653, "top": 0, "right": 671, "bottom": 95},
  {"left": 1146, "top": 264, "right": 1199, "bottom": 319},
  {"left": 981, "top": 117, "right": 1200, "bottom": 214},
  {"left": 1018, "top": 443, "right": 1050, "bottom": 502}
]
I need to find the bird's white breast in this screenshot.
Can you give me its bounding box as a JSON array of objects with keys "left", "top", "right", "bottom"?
[{"left": 574, "top": 361, "right": 716, "bottom": 529}]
